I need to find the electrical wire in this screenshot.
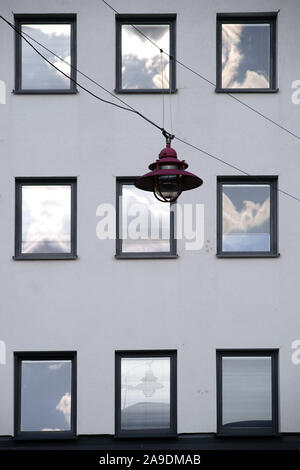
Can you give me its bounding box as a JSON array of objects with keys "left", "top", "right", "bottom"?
[
  {"left": 101, "top": 0, "right": 300, "bottom": 144},
  {"left": 0, "top": 15, "right": 166, "bottom": 135},
  {"left": 11, "top": 12, "right": 175, "bottom": 137},
  {"left": 3, "top": 16, "right": 136, "bottom": 112},
  {"left": 160, "top": 50, "right": 165, "bottom": 129},
  {"left": 0, "top": 14, "right": 299, "bottom": 203},
  {"left": 174, "top": 137, "right": 300, "bottom": 203},
  {"left": 169, "top": 77, "right": 174, "bottom": 135},
  {"left": 175, "top": 137, "right": 249, "bottom": 175}
]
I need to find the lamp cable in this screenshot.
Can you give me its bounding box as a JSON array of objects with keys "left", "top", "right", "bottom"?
[
  {"left": 1, "top": 14, "right": 300, "bottom": 202},
  {"left": 101, "top": 0, "right": 300, "bottom": 144}
]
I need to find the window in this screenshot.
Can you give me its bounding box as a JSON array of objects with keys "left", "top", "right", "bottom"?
[
  {"left": 15, "top": 178, "right": 77, "bottom": 260},
  {"left": 116, "top": 14, "right": 176, "bottom": 93},
  {"left": 115, "top": 351, "right": 177, "bottom": 437},
  {"left": 217, "top": 176, "right": 278, "bottom": 257},
  {"left": 14, "top": 351, "right": 77, "bottom": 439},
  {"left": 15, "top": 14, "right": 76, "bottom": 93},
  {"left": 116, "top": 177, "right": 177, "bottom": 259},
  {"left": 216, "top": 13, "right": 277, "bottom": 92},
  {"left": 216, "top": 350, "right": 279, "bottom": 436}
]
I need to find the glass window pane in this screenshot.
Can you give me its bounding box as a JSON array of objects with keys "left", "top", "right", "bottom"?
[
  {"left": 222, "top": 184, "right": 270, "bottom": 252},
  {"left": 120, "top": 184, "right": 170, "bottom": 253},
  {"left": 21, "top": 360, "right": 72, "bottom": 432},
  {"left": 121, "top": 357, "right": 171, "bottom": 430},
  {"left": 222, "top": 23, "right": 270, "bottom": 88},
  {"left": 21, "top": 185, "right": 72, "bottom": 254},
  {"left": 121, "top": 24, "right": 170, "bottom": 89},
  {"left": 21, "top": 23, "right": 71, "bottom": 89},
  {"left": 222, "top": 356, "right": 272, "bottom": 427}
]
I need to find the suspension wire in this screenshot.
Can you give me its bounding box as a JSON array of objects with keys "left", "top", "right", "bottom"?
[
  {"left": 5, "top": 16, "right": 136, "bottom": 112},
  {"left": 102, "top": 0, "right": 160, "bottom": 49},
  {"left": 1, "top": 14, "right": 300, "bottom": 203},
  {"left": 2, "top": 13, "right": 172, "bottom": 138},
  {"left": 160, "top": 50, "right": 165, "bottom": 129},
  {"left": 175, "top": 137, "right": 249, "bottom": 175},
  {"left": 174, "top": 136, "right": 300, "bottom": 203},
  {"left": 101, "top": 0, "right": 300, "bottom": 144},
  {"left": 169, "top": 60, "right": 174, "bottom": 135},
  {"left": 0, "top": 15, "right": 169, "bottom": 136}
]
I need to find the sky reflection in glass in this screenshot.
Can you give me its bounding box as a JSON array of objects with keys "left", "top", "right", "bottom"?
[
  {"left": 121, "top": 24, "right": 170, "bottom": 89},
  {"left": 21, "top": 24, "right": 71, "bottom": 89},
  {"left": 21, "top": 360, "right": 72, "bottom": 432},
  {"left": 222, "top": 23, "right": 270, "bottom": 88},
  {"left": 21, "top": 185, "right": 72, "bottom": 254},
  {"left": 222, "top": 184, "right": 270, "bottom": 252}
]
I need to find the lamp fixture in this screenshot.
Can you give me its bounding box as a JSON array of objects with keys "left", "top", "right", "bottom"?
[{"left": 135, "top": 132, "right": 203, "bottom": 202}]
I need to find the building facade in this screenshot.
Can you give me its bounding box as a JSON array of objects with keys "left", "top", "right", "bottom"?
[{"left": 0, "top": 0, "right": 300, "bottom": 449}]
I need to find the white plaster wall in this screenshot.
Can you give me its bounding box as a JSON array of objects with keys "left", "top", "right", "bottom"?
[{"left": 0, "top": 0, "right": 299, "bottom": 435}]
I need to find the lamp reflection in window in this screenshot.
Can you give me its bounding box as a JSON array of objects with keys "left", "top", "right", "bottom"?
[{"left": 121, "top": 357, "right": 170, "bottom": 431}]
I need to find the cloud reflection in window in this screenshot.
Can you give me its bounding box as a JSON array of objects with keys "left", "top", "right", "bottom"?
[
  {"left": 121, "top": 24, "right": 170, "bottom": 89},
  {"left": 222, "top": 23, "right": 270, "bottom": 89},
  {"left": 21, "top": 23, "right": 71, "bottom": 89},
  {"left": 222, "top": 184, "right": 270, "bottom": 252},
  {"left": 21, "top": 185, "right": 72, "bottom": 254},
  {"left": 21, "top": 360, "right": 72, "bottom": 432}
]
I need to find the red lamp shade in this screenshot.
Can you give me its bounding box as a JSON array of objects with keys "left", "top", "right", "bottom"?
[{"left": 135, "top": 138, "right": 203, "bottom": 202}]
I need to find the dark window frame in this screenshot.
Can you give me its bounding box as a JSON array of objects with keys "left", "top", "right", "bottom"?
[
  {"left": 14, "top": 14, "right": 77, "bottom": 94},
  {"left": 216, "top": 349, "right": 279, "bottom": 436},
  {"left": 115, "top": 350, "right": 177, "bottom": 438},
  {"left": 115, "top": 14, "right": 177, "bottom": 94},
  {"left": 14, "top": 351, "right": 77, "bottom": 440},
  {"left": 217, "top": 175, "right": 278, "bottom": 258},
  {"left": 116, "top": 177, "right": 177, "bottom": 259},
  {"left": 216, "top": 12, "right": 278, "bottom": 93},
  {"left": 14, "top": 177, "right": 77, "bottom": 260}
]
